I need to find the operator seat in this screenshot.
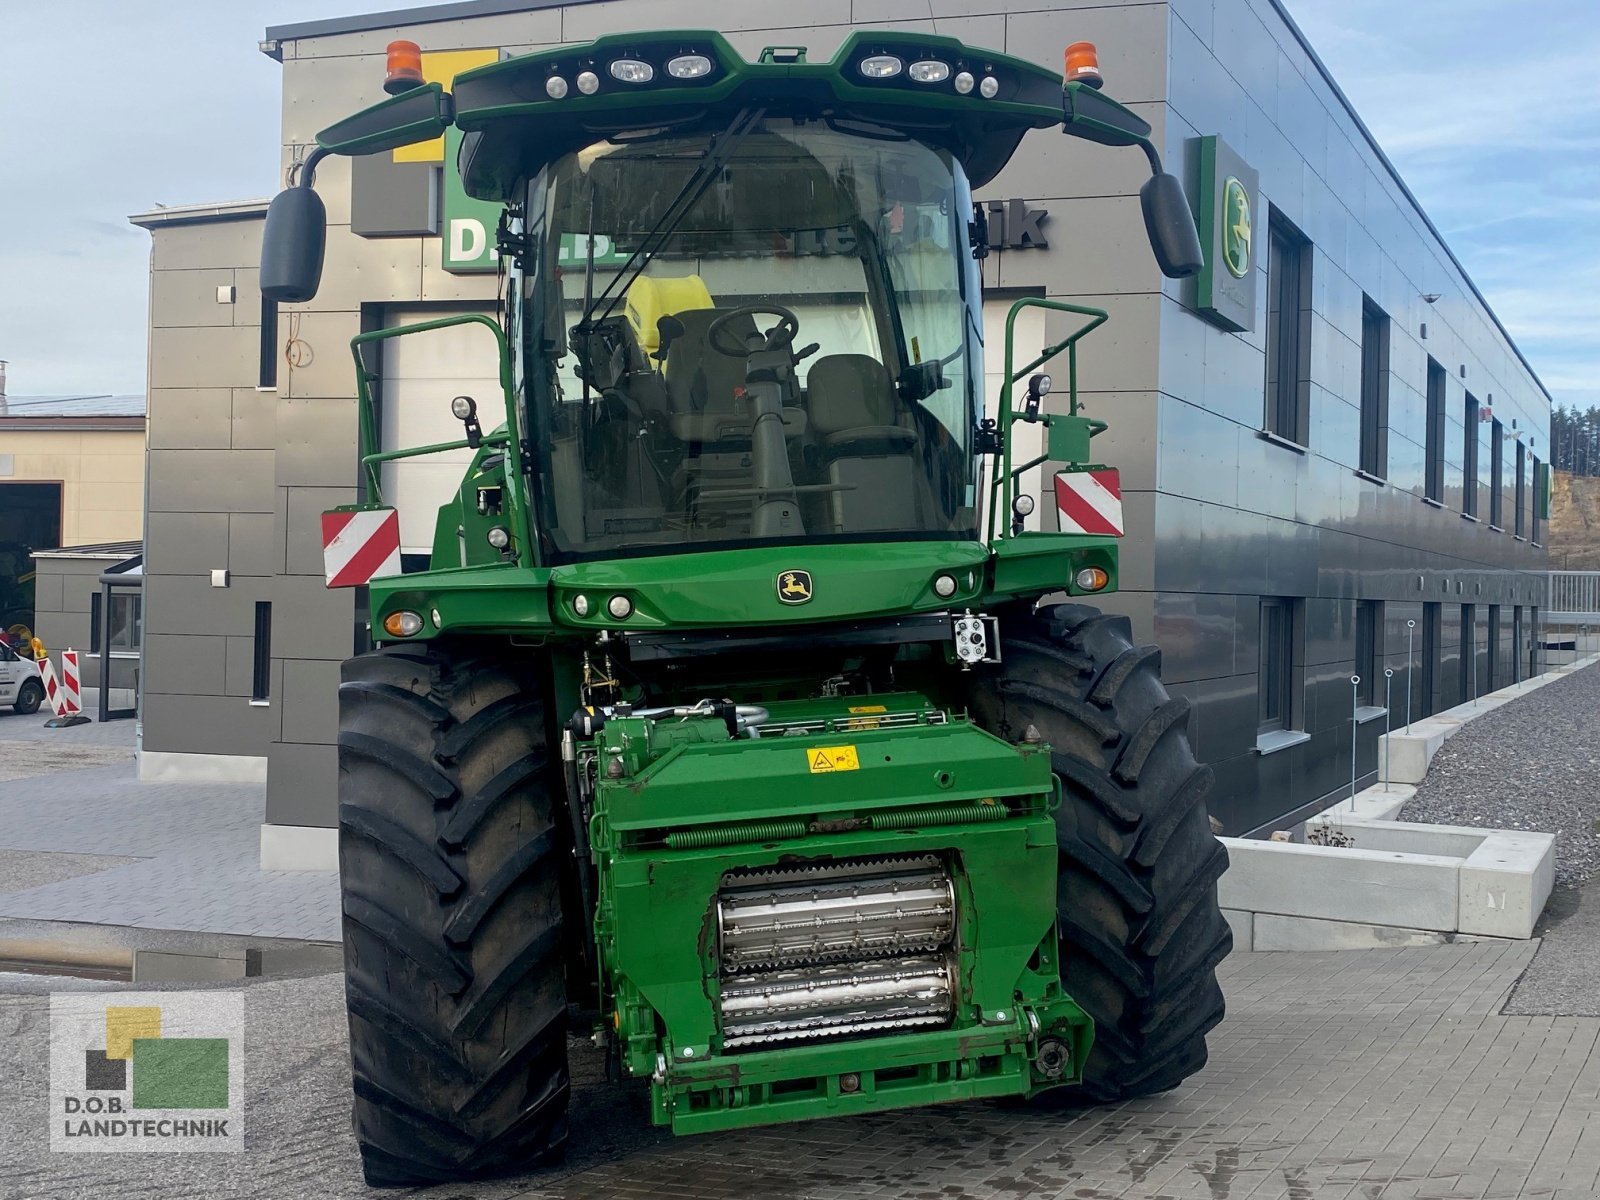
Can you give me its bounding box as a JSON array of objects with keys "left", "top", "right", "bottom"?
[
  {"left": 623, "top": 273, "right": 763, "bottom": 443},
  {"left": 805, "top": 353, "right": 921, "bottom": 533}
]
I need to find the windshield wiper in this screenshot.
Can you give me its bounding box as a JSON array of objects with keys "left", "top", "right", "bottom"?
[{"left": 572, "top": 107, "right": 766, "bottom": 337}]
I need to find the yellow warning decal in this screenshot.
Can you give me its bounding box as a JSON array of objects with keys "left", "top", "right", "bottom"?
[
  {"left": 808, "top": 746, "right": 860, "bottom": 773},
  {"left": 847, "top": 705, "right": 888, "bottom": 714}
]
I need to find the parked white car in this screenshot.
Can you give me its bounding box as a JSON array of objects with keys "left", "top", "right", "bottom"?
[{"left": 0, "top": 641, "right": 45, "bottom": 715}]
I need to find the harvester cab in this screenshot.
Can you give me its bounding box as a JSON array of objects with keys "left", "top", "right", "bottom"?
[{"left": 263, "top": 30, "right": 1231, "bottom": 1188}]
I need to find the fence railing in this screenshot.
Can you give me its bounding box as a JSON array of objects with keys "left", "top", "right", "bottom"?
[{"left": 1548, "top": 571, "right": 1600, "bottom": 621}]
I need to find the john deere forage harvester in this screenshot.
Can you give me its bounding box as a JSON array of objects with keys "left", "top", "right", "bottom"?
[{"left": 261, "top": 30, "right": 1232, "bottom": 1186}]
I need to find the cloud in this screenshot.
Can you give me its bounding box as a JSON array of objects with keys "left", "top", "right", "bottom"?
[{"left": 1286, "top": 0, "right": 1599, "bottom": 410}]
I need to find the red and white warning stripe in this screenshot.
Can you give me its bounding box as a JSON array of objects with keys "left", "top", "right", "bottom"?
[
  {"left": 1054, "top": 468, "right": 1124, "bottom": 537},
  {"left": 38, "top": 651, "right": 81, "bottom": 717},
  {"left": 322, "top": 508, "right": 402, "bottom": 589},
  {"left": 60, "top": 649, "right": 82, "bottom": 715}
]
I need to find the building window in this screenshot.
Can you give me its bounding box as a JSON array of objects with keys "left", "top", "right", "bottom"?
[
  {"left": 1356, "top": 599, "right": 1384, "bottom": 708},
  {"left": 1422, "top": 602, "right": 1441, "bottom": 717},
  {"left": 1489, "top": 418, "right": 1504, "bottom": 528},
  {"left": 1460, "top": 604, "right": 1477, "bottom": 702},
  {"left": 1358, "top": 299, "right": 1389, "bottom": 478},
  {"left": 259, "top": 298, "right": 279, "bottom": 389},
  {"left": 1258, "top": 597, "right": 1300, "bottom": 736},
  {"left": 1264, "top": 212, "right": 1311, "bottom": 445},
  {"left": 1513, "top": 606, "right": 1523, "bottom": 683},
  {"left": 252, "top": 601, "right": 272, "bottom": 702},
  {"left": 1487, "top": 606, "right": 1501, "bottom": 692},
  {"left": 1515, "top": 441, "right": 1527, "bottom": 537},
  {"left": 1425, "top": 359, "right": 1447, "bottom": 503},
  {"left": 90, "top": 593, "right": 142, "bottom": 654},
  {"left": 1462, "top": 395, "right": 1479, "bottom": 517},
  {"left": 1532, "top": 455, "right": 1544, "bottom": 543}
]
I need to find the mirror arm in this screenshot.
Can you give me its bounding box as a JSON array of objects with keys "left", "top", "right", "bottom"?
[
  {"left": 1136, "top": 138, "right": 1163, "bottom": 178},
  {"left": 296, "top": 146, "right": 331, "bottom": 190}
]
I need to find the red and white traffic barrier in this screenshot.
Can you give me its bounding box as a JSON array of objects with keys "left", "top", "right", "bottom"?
[
  {"left": 1054, "top": 468, "right": 1124, "bottom": 537},
  {"left": 322, "top": 507, "right": 402, "bottom": 588},
  {"left": 39, "top": 648, "right": 83, "bottom": 718}
]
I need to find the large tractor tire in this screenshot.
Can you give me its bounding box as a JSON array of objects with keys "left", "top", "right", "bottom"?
[
  {"left": 968, "top": 602, "right": 1232, "bottom": 1102},
  {"left": 337, "top": 644, "right": 570, "bottom": 1186}
]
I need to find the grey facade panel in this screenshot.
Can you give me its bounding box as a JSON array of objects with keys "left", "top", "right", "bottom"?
[
  {"left": 264, "top": 742, "right": 339, "bottom": 827},
  {"left": 146, "top": 511, "right": 231, "bottom": 578},
  {"left": 229, "top": 513, "right": 280, "bottom": 579},
  {"left": 279, "top": 658, "right": 341, "bottom": 746},
  {"left": 142, "top": 692, "right": 278, "bottom": 758},
  {"left": 142, "top": 633, "right": 228, "bottom": 696},
  {"left": 146, "top": 450, "right": 274, "bottom": 515}
]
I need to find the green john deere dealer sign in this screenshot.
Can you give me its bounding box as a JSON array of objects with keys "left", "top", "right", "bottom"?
[{"left": 1194, "top": 135, "right": 1258, "bottom": 333}]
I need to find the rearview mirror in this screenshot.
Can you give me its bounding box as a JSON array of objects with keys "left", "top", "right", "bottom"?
[
  {"left": 260, "top": 185, "right": 327, "bottom": 304},
  {"left": 1140, "top": 172, "right": 1205, "bottom": 280}
]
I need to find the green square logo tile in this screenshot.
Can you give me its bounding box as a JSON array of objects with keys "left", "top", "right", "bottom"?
[{"left": 131, "top": 1038, "right": 230, "bottom": 1109}]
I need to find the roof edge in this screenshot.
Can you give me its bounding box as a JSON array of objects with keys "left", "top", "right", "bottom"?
[
  {"left": 1263, "top": 0, "right": 1553, "bottom": 408},
  {"left": 129, "top": 198, "right": 271, "bottom": 230},
  {"left": 263, "top": 0, "right": 571, "bottom": 56}
]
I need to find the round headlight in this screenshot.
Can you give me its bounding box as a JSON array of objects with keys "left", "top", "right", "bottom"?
[
  {"left": 908, "top": 60, "right": 951, "bottom": 83},
  {"left": 953, "top": 71, "right": 975, "bottom": 94},
  {"left": 450, "top": 395, "right": 476, "bottom": 420},
  {"left": 932, "top": 573, "right": 958, "bottom": 599},
  {"left": 1075, "top": 567, "right": 1110, "bottom": 592},
  {"left": 576, "top": 70, "right": 599, "bottom": 94},
  {"left": 486, "top": 527, "right": 510, "bottom": 550},
  {"left": 979, "top": 74, "right": 1000, "bottom": 99},
  {"left": 607, "top": 594, "right": 634, "bottom": 620},
  {"left": 573, "top": 594, "right": 592, "bottom": 617},
  {"left": 545, "top": 75, "right": 569, "bottom": 99},
  {"left": 1031, "top": 373, "right": 1052, "bottom": 397},
  {"left": 383, "top": 611, "right": 424, "bottom": 638},
  {"left": 1013, "top": 493, "right": 1036, "bottom": 518},
  {"left": 667, "top": 54, "right": 713, "bottom": 79},
  {"left": 609, "top": 58, "right": 654, "bottom": 83},
  {"left": 859, "top": 55, "right": 904, "bottom": 79}
]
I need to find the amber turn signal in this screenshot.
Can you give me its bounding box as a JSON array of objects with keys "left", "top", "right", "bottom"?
[
  {"left": 1064, "top": 41, "right": 1103, "bottom": 89},
  {"left": 384, "top": 40, "right": 425, "bottom": 94},
  {"left": 1074, "top": 566, "right": 1110, "bottom": 592}
]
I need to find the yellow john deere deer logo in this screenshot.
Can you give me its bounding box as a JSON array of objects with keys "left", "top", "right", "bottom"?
[
  {"left": 1222, "top": 177, "right": 1251, "bottom": 278},
  {"left": 777, "top": 570, "right": 813, "bottom": 605}
]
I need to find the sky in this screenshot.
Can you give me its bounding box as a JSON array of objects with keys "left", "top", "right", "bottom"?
[{"left": 0, "top": 0, "right": 1595, "bottom": 410}]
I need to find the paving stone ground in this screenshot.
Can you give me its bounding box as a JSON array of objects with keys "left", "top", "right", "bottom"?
[
  {"left": 0, "top": 715, "right": 338, "bottom": 941},
  {"left": 4, "top": 940, "right": 1599, "bottom": 1199}
]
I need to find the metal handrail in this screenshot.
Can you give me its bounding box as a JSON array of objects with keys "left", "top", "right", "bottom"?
[
  {"left": 347, "top": 313, "right": 535, "bottom": 565},
  {"left": 987, "top": 297, "right": 1108, "bottom": 542},
  {"left": 1548, "top": 570, "right": 1600, "bottom": 620}
]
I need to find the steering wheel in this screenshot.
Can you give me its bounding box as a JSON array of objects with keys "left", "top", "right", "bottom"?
[{"left": 708, "top": 305, "right": 800, "bottom": 358}]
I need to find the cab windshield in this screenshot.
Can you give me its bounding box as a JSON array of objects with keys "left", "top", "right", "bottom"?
[{"left": 520, "top": 116, "right": 983, "bottom": 563}]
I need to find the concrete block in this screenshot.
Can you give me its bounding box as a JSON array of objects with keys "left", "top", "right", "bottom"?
[
  {"left": 132, "top": 950, "right": 248, "bottom": 983},
  {"left": 1253, "top": 913, "right": 1454, "bottom": 952},
  {"left": 1219, "top": 837, "right": 1460, "bottom": 931},
  {"left": 1311, "top": 785, "right": 1414, "bottom": 824},
  {"left": 1326, "top": 818, "right": 1488, "bottom": 859},
  {"left": 1380, "top": 723, "right": 1449, "bottom": 783},
  {"left": 1221, "top": 908, "right": 1254, "bottom": 952},
  {"left": 138, "top": 750, "right": 268, "bottom": 785},
  {"left": 259, "top": 823, "right": 340, "bottom": 872},
  {"left": 1459, "top": 831, "right": 1556, "bottom": 939}
]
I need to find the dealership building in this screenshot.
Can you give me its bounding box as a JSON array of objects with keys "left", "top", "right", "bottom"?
[{"left": 131, "top": 0, "right": 1553, "bottom": 868}]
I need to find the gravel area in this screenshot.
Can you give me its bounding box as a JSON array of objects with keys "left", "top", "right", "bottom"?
[{"left": 1401, "top": 662, "right": 1600, "bottom": 889}]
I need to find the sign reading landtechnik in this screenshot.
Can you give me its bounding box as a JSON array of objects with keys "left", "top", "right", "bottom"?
[{"left": 49, "top": 991, "right": 245, "bottom": 1153}]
